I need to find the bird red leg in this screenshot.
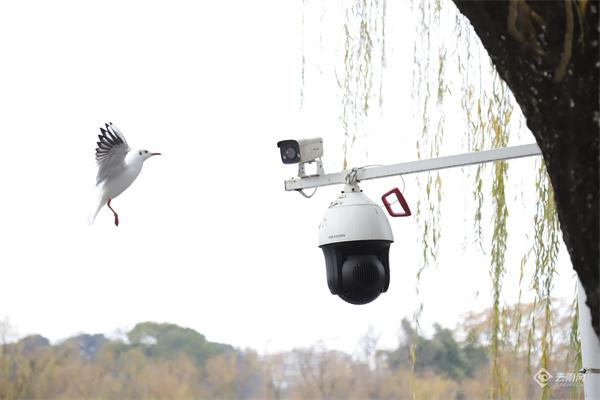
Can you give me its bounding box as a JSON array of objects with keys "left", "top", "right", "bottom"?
[{"left": 107, "top": 198, "right": 119, "bottom": 226}]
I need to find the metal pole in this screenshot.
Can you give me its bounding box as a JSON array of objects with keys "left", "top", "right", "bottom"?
[
  {"left": 578, "top": 277, "right": 600, "bottom": 398},
  {"left": 284, "top": 143, "right": 541, "bottom": 191}
]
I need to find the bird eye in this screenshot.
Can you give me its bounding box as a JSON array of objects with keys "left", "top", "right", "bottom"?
[
  {"left": 139, "top": 151, "right": 142, "bottom": 155},
  {"left": 144, "top": 150, "right": 148, "bottom": 153}
]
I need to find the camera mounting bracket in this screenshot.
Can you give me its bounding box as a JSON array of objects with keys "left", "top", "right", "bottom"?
[
  {"left": 297, "top": 158, "right": 325, "bottom": 178},
  {"left": 342, "top": 167, "right": 361, "bottom": 193}
]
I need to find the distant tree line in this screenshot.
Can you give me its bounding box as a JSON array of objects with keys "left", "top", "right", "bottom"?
[{"left": 0, "top": 303, "right": 581, "bottom": 399}]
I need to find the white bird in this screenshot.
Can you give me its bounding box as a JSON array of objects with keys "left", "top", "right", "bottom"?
[{"left": 89, "top": 122, "right": 161, "bottom": 226}]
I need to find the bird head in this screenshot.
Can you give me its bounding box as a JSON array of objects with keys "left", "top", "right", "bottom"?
[{"left": 137, "top": 149, "right": 161, "bottom": 161}]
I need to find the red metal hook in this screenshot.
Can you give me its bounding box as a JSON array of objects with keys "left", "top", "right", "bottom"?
[{"left": 381, "top": 188, "right": 412, "bottom": 217}]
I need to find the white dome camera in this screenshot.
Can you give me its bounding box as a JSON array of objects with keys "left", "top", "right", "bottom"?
[{"left": 318, "top": 187, "right": 394, "bottom": 305}]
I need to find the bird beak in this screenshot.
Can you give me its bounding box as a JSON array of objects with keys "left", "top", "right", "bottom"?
[{"left": 150, "top": 152, "right": 162, "bottom": 156}]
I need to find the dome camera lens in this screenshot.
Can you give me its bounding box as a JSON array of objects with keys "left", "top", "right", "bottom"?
[{"left": 352, "top": 262, "right": 379, "bottom": 285}]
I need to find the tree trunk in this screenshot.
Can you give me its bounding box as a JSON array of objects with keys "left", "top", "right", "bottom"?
[{"left": 451, "top": 0, "right": 599, "bottom": 337}]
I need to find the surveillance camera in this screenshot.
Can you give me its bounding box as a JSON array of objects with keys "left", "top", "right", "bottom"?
[
  {"left": 318, "top": 190, "right": 394, "bottom": 305},
  {"left": 277, "top": 138, "right": 323, "bottom": 164}
]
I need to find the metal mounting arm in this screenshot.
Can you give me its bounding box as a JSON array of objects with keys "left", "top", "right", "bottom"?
[{"left": 284, "top": 143, "right": 542, "bottom": 191}]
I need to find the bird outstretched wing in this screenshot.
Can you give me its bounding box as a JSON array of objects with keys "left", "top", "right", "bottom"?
[{"left": 95, "top": 122, "right": 130, "bottom": 185}]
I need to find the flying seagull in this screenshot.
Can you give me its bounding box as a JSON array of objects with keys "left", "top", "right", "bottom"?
[{"left": 89, "top": 122, "right": 161, "bottom": 226}]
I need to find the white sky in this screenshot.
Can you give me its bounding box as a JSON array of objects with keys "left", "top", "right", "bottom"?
[{"left": 0, "top": 1, "right": 577, "bottom": 353}]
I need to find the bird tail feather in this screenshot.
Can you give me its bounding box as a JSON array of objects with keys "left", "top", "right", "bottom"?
[{"left": 88, "top": 191, "right": 106, "bottom": 225}]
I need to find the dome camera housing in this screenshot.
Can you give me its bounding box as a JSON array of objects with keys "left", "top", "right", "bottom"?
[{"left": 318, "top": 190, "right": 394, "bottom": 304}]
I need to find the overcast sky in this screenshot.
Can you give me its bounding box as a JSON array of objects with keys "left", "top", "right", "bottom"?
[{"left": 0, "top": 1, "right": 577, "bottom": 353}]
